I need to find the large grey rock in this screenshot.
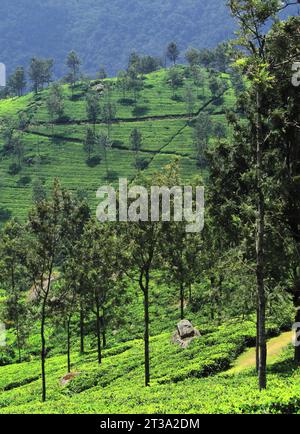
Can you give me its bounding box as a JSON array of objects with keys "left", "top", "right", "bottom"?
[{"left": 172, "top": 320, "right": 200, "bottom": 348}]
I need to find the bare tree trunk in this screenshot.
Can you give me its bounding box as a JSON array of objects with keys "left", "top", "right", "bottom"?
[
  {"left": 188, "top": 283, "right": 192, "bottom": 304},
  {"left": 16, "top": 312, "right": 21, "bottom": 363},
  {"left": 180, "top": 283, "right": 184, "bottom": 320},
  {"left": 79, "top": 302, "right": 85, "bottom": 355},
  {"left": 41, "top": 300, "right": 47, "bottom": 402},
  {"left": 256, "top": 90, "right": 267, "bottom": 391},
  {"left": 95, "top": 296, "right": 102, "bottom": 364},
  {"left": 142, "top": 268, "right": 150, "bottom": 387},
  {"left": 100, "top": 316, "right": 106, "bottom": 348},
  {"left": 11, "top": 269, "right": 21, "bottom": 363},
  {"left": 210, "top": 276, "right": 215, "bottom": 322},
  {"left": 294, "top": 307, "right": 300, "bottom": 363},
  {"left": 38, "top": 263, "right": 53, "bottom": 402},
  {"left": 256, "top": 307, "right": 259, "bottom": 373},
  {"left": 67, "top": 317, "right": 71, "bottom": 373},
  {"left": 217, "top": 276, "right": 223, "bottom": 325},
  {"left": 104, "top": 146, "right": 108, "bottom": 178}
]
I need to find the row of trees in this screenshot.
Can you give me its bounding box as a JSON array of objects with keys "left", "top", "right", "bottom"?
[
  {"left": 85, "top": 88, "right": 117, "bottom": 136},
  {"left": 166, "top": 66, "right": 228, "bottom": 106},
  {"left": 7, "top": 58, "right": 54, "bottom": 96},
  {"left": 0, "top": 166, "right": 211, "bottom": 399},
  {"left": 6, "top": 51, "right": 87, "bottom": 97},
  {"left": 165, "top": 41, "right": 232, "bottom": 73},
  {"left": 4, "top": 40, "right": 232, "bottom": 99},
  {"left": 185, "top": 43, "right": 232, "bottom": 73},
  {"left": 207, "top": 0, "right": 300, "bottom": 390}
]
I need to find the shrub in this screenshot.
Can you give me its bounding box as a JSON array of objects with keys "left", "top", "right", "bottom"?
[
  {"left": 104, "top": 170, "right": 118, "bottom": 181},
  {"left": 118, "top": 98, "right": 135, "bottom": 106},
  {"left": 135, "top": 157, "right": 150, "bottom": 170},
  {"left": 132, "top": 106, "right": 149, "bottom": 117},
  {"left": 86, "top": 155, "right": 102, "bottom": 167},
  {"left": 0, "top": 347, "right": 15, "bottom": 366},
  {"left": 171, "top": 95, "right": 183, "bottom": 102},
  {"left": 8, "top": 163, "right": 21, "bottom": 175},
  {"left": 0, "top": 208, "right": 12, "bottom": 222},
  {"left": 17, "top": 176, "right": 32, "bottom": 187}
]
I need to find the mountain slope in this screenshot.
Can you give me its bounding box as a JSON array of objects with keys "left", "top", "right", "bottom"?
[
  {"left": 0, "top": 66, "right": 235, "bottom": 222},
  {"left": 1, "top": 1, "right": 298, "bottom": 77},
  {"left": 0, "top": 0, "right": 235, "bottom": 76}
]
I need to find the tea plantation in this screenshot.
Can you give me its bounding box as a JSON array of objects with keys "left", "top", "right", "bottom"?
[
  {"left": 0, "top": 65, "right": 299, "bottom": 414},
  {"left": 0, "top": 66, "right": 234, "bottom": 221}
]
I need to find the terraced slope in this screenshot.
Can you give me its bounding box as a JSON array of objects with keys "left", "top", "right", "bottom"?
[
  {"left": 0, "top": 67, "right": 234, "bottom": 221},
  {"left": 0, "top": 319, "right": 298, "bottom": 414}
]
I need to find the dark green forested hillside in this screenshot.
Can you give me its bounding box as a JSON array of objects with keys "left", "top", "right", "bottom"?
[
  {"left": 1, "top": 0, "right": 235, "bottom": 76},
  {"left": 1, "top": 0, "right": 297, "bottom": 78}
]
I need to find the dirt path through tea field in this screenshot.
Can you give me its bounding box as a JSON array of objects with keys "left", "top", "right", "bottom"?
[{"left": 227, "top": 331, "right": 292, "bottom": 374}]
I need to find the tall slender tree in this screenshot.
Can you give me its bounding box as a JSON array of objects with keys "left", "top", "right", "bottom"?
[
  {"left": 130, "top": 128, "right": 142, "bottom": 169},
  {"left": 166, "top": 42, "right": 180, "bottom": 65},
  {"left": 84, "top": 127, "right": 96, "bottom": 160},
  {"left": 29, "top": 58, "right": 53, "bottom": 94},
  {"left": 86, "top": 91, "right": 100, "bottom": 132},
  {"left": 78, "top": 221, "right": 117, "bottom": 364},
  {"left": 119, "top": 163, "right": 180, "bottom": 386},
  {"left": 8, "top": 67, "right": 26, "bottom": 97},
  {"left": 66, "top": 51, "right": 81, "bottom": 96},
  {"left": 26, "top": 180, "right": 80, "bottom": 401},
  {"left": 225, "top": 0, "right": 297, "bottom": 390},
  {"left": 0, "top": 219, "right": 29, "bottom": 362}
]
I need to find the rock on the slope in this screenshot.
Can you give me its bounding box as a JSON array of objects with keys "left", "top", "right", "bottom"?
[
  {"left": 92, "top": 83, "right": 105, "bottom": 93},
  {"left": 172, "top": 319, "right": 201, "bottom": 349},
  {"left": 60, "top": 372, "right": 80, "bottom": 386}
]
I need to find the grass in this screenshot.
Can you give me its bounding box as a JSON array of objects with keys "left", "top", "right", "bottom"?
[
  {"left": 0, "top": 94, "right": 34, "bottom": 119},
  {"left": 226, "top": 331, "right": 293, "bottom": 375}
]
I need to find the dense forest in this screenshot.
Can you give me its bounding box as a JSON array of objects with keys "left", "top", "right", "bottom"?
[
  {"left": 1, "top": 0, "right": 298, "bottom": 77},
  {"left": 0, "top": 0, "right": 254, "bottom": 76},
  {"left": 0, "top": 0, "right": 300, "bottom": 415}
]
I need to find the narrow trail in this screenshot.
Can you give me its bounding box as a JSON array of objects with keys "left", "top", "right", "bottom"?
[{"left": 226, "top": 331, "right": 292, "bottom": 375}]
